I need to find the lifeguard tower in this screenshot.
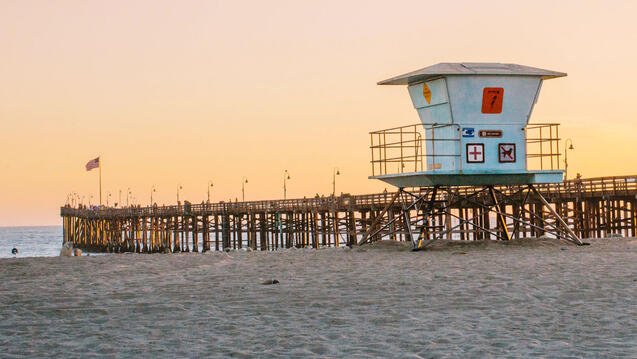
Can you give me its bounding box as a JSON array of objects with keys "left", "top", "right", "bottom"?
[{"left": 360, "top": 63, "right": 583, "bottom": 249}]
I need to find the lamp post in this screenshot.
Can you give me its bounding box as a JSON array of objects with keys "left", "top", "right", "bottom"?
[
  {"left": 89, "top": 195, "right": 94, "bottom": 206},
  {"left": 106, "top": 191, "right": 112, "bottom": 207},
  {"left": 126, "top": 188, "right": 132, "bottom": 207},
  {"left": 177, "top": 184, "right": 183, "bottom": 204},
  {"left": 564, "top": 138, "right": 574, "bottom": 181},
  {"left": 283, "top": 170, "right": 290, "bottom": 200},
  {"left": 207, "top": 181, "right": 214, "bottom": 203},
  {"left": 332, "top": 167, "right": 340, "bottom": 197},
  {"left": 151, "top": 185, "right": 156, "bottom": 205},
  {"left": 241, "top": 177, "right": 248, "bottom": 202}
]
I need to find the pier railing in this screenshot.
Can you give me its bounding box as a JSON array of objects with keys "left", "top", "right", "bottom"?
[
  {"left": 62, "top": 195, "right": 354, "bottom": 218},
  {"left": 62, "top": 175, "right": 637, "bottom": 219}
]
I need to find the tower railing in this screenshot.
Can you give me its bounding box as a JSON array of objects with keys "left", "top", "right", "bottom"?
[
  {"left": 525, "top": 123, "right": 562, "bottom": 171},
  {"left": 369, "top": 123, "right": 461, "bottom": 176},
  {"left": 370, "top": 122, "right": 564, "bottom": 176}
]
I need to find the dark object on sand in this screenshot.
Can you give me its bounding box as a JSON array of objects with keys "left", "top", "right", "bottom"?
[
  {"left": 11, "top": 248, "right": 18, "bottom": 255},
  {"left": 262, "top": 279, "right": 280, "bottom": 285}
]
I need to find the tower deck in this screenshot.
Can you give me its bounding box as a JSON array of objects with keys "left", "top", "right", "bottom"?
[{"left": 370, "top": 170, "right": 563, "bottom": 187}]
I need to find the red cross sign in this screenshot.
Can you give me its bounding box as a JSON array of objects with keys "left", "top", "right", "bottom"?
[{"left": 466, "top": 144, "right": 484, "bottom": 163}]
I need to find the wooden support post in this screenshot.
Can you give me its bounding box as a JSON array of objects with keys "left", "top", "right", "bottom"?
[
  {"left": 261, "top": 213, "right": 268, "bottom": 250},
  {"left": 312, "top": 212, "right": 319, "bottom": 248},
  {"left": 172, "top": 216, "right": 179, "bottom": 252},
  {"left": 445, "top": 207, "right": 452, "bottom": 240},
  {"left": 236, "top": 214, "right": 242, "bottom": 249},
  {"left": 630, "top": 199, "right": 636, "bottom": 237},
  {"left": 141, "top": 217, "right": 147, "bottom": 253},
  {"left": 215, "top": 215, "right": 220, "bottom": 251},
  {"left": 320, "top": 212, "right": 327, "bottom": 246},
  {"left": 347, "top": 210, "right": 356, "bottom": 246},
  {"left": 333, "top": 211, "right": 339, "bottom": 247},
  {"left": 286, "top": 213, "right": 293, "bottom": 248},
  {"left": 222, "top": 213, "right": 230, "bottom": 250},
  {"left": 192, "top": 215, "right": 199, "bottom": 253},
  {"left": 203, "top": 215, "right": 210, "bottom": 252}
]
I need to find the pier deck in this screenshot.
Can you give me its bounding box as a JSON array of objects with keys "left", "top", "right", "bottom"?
[{"left": 61, "top": 175, "right": 637, "bottom": 253}]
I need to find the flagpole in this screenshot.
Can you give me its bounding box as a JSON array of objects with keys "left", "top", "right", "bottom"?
[{"left": 99, "top": 155, "right": 102, "bottom": 206}]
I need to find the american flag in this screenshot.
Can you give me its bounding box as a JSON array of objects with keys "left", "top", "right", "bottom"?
[{"left": 85, "top": 157, "right": 100, "bottom": 171}]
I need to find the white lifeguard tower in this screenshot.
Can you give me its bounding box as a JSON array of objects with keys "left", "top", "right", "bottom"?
[{"left": 361, "top": 63, "right": 583, "bottom": 249}]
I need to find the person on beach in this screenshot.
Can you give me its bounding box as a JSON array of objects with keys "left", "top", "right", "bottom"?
[{"left": 60, "top": 242, "right": 73, "bottom": 257}]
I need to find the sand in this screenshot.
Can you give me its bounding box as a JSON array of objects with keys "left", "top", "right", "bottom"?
[{"left": 1, "top": 238, "right": 636, "bottom": 358}]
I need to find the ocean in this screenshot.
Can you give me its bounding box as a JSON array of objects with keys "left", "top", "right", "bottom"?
[{"left": 0, "top": 226, "right": 63, "bottom": 258}]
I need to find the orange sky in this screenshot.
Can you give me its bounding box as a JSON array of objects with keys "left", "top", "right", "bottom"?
[{"left": 1, "top": 0, "right": 636, "bottom": 226}]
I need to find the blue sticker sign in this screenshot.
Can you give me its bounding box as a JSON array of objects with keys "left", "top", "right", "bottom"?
[{"left": 462, "top": 128, "right": 475, "bottom": 137}]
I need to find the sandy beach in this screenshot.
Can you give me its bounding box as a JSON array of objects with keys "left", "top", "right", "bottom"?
[{"left": 1, "top": 238, "right": 635, "bottom": 358}]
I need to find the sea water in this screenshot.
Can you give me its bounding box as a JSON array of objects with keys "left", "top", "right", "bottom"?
[{"left": 0, "top": 226, "right": 63, "bottom": 258}]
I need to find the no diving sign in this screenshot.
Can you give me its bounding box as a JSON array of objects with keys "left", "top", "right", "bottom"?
[{"left": 499, "top": 143, "right": 516, "bottom": 163}]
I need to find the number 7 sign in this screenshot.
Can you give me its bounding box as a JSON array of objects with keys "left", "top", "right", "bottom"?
[{"left": 482, "top": 87, "right": 503, "bottom": 114}]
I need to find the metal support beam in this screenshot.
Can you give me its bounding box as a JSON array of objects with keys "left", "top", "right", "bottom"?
[
  {"left": 488, "top": 186, "right": 512, "bottom": 241},
  {"left": 530, "top": 185, "right": 584, "bottom": 245}
]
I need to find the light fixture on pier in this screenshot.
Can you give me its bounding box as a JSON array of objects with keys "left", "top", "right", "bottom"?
[
  {"left": 284, "top": 170, "right": 291, "bottom": 200},
  {"left": 151, "top": 185, "right": 156, "bottom": 205},
  {"left": 564, "top": 138, "right": 575, "bottom": 181},
  {"left": 207, "top": 181, "right": 214, "bottom": 203},
  {"left": 242, "top": 177, "right": 248, "bottom": 202},
  {"left": 332, "top": 167, "right": 341, "bottom": 197}
]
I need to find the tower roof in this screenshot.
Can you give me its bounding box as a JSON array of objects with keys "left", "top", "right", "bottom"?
[{"left": 378, "top": 63, "right": 567, "bottom": 85}]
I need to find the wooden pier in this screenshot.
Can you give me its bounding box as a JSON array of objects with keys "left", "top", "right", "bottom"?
[{"left": 61, "top": 175, "right": 637, "bottom": 253}]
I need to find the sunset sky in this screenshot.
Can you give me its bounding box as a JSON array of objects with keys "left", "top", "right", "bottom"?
[{"left": 1, "top": 0, "right": 636, "bottom": 226}]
